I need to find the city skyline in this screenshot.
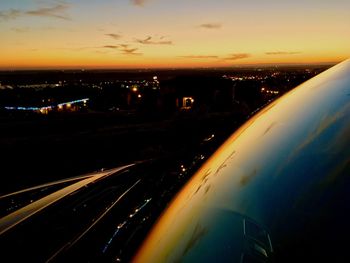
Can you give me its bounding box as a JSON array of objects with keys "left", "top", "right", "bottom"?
[{"left": 1, "top": 0, "right": 349, "bottom": 69}]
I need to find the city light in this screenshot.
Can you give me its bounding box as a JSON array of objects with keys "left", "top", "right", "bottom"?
[
  {"left": 261, "top": 88, "right": 279, "bottom": 95},
  {"left": 5, "top": 98, "right": 90, "bottom": 113},
  {"left": 182, "top": 97, "right": 195, "bottom": 109}
]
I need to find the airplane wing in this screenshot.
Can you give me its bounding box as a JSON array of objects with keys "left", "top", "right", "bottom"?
[{"left": 0, "top": 158, "right": 206, "bottom": 262}]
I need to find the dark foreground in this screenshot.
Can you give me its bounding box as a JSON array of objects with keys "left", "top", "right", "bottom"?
[
  {"left": 0, "top": 110, "right": 245, "bottom": 262},
  {"left": 0, "top": 110, "right": 242, "bottom": 194},
  {"left": 0, "top": 64, "right": 338, "bottom": 262}
]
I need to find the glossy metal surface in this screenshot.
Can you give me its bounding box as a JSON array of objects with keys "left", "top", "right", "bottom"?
[
  {"left": 134, "top": 60, "right": 350, "bottom": 262},
  {"left": 0, "top": 162, "right": 148, "bottom": 262},
  {"left": 0, "top": 164, "right": 133, "bottom": 235}
]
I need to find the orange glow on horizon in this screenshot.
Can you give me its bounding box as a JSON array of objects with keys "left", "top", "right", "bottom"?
[
  {"left": 0, "top": 53, "right": 346, "bottom": 70},
  {"left": 0, "top": 1, "right": 349, "bottom": 69}
]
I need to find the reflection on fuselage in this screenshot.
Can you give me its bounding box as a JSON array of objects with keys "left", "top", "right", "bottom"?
[{"left": 134, "top": 59, "right": 350, "bottom": 262}]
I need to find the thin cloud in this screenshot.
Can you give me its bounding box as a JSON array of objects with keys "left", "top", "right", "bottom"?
[
  {"left": 179, "top": 55, "right": 218, "bottom": 59},
  {"left": 224, "top": 53, "right": 251, "bottom": 60},
  {"left": 121, "top": 47, "right": 142, "bottom": 56},
  {"left": 265, "top": 51, "right": 302, "bottom": 55},
  {"left": 105, "top": 33, "right": 122, "bottom": 40},
  {"left": 130, "top": 0, "right": 149, "bottom": 6},
  {"left": 26, "top": 3, "right": 71, "bottom": 20},
  {"left": 123, "top": 48, "right": 137, "bottom": 53},
  {"left": 119, "top": 44, "right": 142, "bottom": 55},
  {"left": 0, "top": 9, "right": 22, "bottom": 20},
  {"left": 0, "top": 3, "right": 71, "bottom": 21},
  {"left": 135, "top": 36, "right": 173, "bottom": 45},
  {"left": 199, "top": 23, "right": 222, "bottom": 29},
  {"left": 103, "top": 44, "right": 142, "bottom": 55},
  {"left": 103, "top": 45, "right": 120, "bottom": 49}
]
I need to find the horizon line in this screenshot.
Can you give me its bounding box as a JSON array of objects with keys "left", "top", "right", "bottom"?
[{"left": 0, "top": 61, "right": 342, "bottom": 72}]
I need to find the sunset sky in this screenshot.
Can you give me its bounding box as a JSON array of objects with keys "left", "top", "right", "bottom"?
[{"left": 0, "top": 0, "right": 349, "bottom": 69}]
